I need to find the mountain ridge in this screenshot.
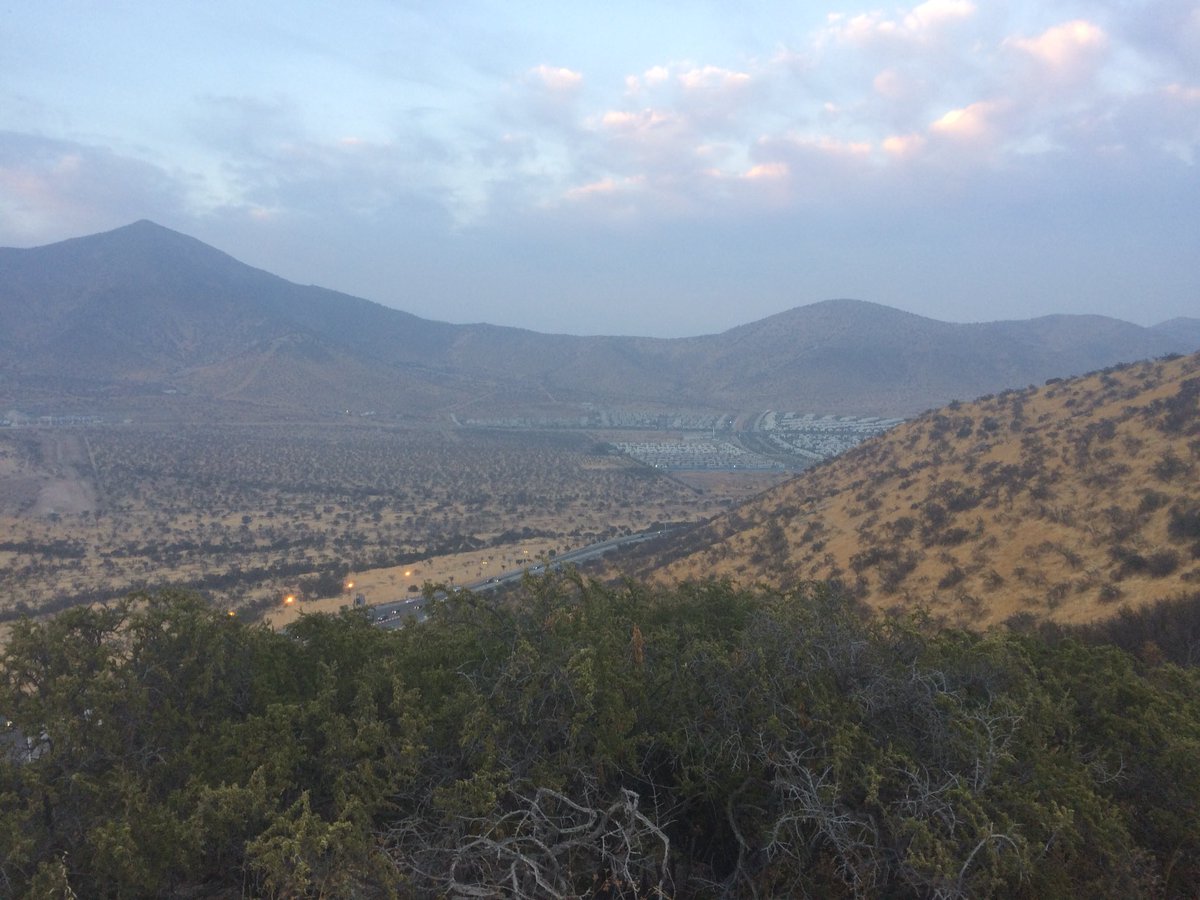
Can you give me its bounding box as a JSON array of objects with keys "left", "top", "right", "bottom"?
[{"left": 2, "top": 221, "right": 1196, "bottom": 419}]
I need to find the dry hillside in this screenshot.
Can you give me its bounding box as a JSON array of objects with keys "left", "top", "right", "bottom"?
[{"left": 631, "top": 352, "right": 1200, "bottom": 628}]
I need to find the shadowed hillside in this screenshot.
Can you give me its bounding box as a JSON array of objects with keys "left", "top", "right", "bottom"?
[
  {"left": 627, "top": 351, "right": 1200, "bottom": 628},
  {"left": 3, "top": 222, "right": 1197, "bottom": 419},
  {"left": 1152, "top": 316, "right": 1200, "bottom": 349},
  {"left": 0, "top": 220, "right": 485, "bottom": 416},
  {"left": 670, "top": 301, "right": 1195, "bottom": 415}
]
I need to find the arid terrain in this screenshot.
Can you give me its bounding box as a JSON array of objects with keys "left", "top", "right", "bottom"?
[
  {"left": 626, "top": 352, "right": 1200, "bottom": 628},
  {"left": 0, "top": 422, "right": 787, "bottom": 622},
  {"left": 4, "top": 222, "right": 1199, "bottom": 631}
]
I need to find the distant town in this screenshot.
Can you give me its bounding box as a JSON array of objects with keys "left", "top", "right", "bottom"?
[
  {"left": 1, "top": 412, "right": 107, "bottom": 428},
  {"left": 2, "top": 404, "right": 901, "bottom": 470},
  {"left": 461, "top": 407, "right": 903, "bottom": 470}
]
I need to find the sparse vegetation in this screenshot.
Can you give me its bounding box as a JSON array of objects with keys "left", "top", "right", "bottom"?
[
  {"left": 0, "top": 424, "right": 727, "bottom": 618},
  {"left": 636, "top": 352, "right": 1200, "bottom": 627}
]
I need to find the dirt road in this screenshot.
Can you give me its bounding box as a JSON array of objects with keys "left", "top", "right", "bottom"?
[{"left": 0, "top": 431, "right": 99, "bottom": 517}]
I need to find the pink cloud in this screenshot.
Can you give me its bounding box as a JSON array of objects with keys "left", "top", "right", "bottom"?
[
  {"left": 825, "top": 0, "right": 975, "bottom": 46},
  {"left": 529, "top": 64, "right": 584, "bottom": 93},
  {"left": 490, "top": 5, "right": 1190, "bottom": 232},
  {"left": 597, "top": 108, "right": 683, "bottom": 137},
  {"left": 882, "top": 133, "right": 926, "bottom": 156},
  {"left": 743, "top": 161, "right": 789, "bottom": 180},
  {"left": 677, "top": 65, "right": 752, "bottom": 92},
  {"left": 903, "top": 0, "right": 975, "bottom": 33},
  {"left": 625, "top": 66, "right": 671, "bottom": 95},
  {"left": 564, "top": 176, "right": 640, "bottom": 201},
  {"left": 872, "top": 68, "right": 908, "bottom": 99},
  {"left": 1006, "top": 20, "right": 1107, "bottom": 74},
  {"left": 929, "top": 100, "right": 1003, "bottom": 140},
  {"left": 0, "top": 137, "right": 190, "bottom": 244},
  {"left": 644, "top": 66, "right": 671, "bottom": 85},
  {"left": 1163, "top": 82, "right": 1200, "bottom": 104}
]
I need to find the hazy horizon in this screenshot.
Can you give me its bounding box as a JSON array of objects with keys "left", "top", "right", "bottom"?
[
  {"left": 16, "top": 219, "right": 1200, "bottom": 342},
  {"left": 3, "top": 1, "right": 1197, "bottom": 337}
]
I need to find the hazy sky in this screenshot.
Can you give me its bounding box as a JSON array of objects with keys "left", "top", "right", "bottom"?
[{"left": 2, "top": 1, "right": 1197, "bottom": 336}]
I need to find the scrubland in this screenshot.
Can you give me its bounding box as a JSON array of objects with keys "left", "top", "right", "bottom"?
[
  {"left": 0, "top": 423, "right": 774, "bottom": 621},
  {"left": 640, "top": 354, "right": 1200, "bottom": 629}
]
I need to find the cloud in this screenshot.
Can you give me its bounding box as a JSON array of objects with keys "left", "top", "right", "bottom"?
[
  {"left": 882, "top": 132, "right": 926, "bottom": 156},
  {"left": 1163, "top": 82, "right": 1200, "bottom": 103},
  {"left": 677, "top": 64, "right": 752, "bottom": 92},
  {"left": 589, "top": 107, "right": 694, "bottom": 172},
  {"left": 929, "top": 100, "right": 1005, "bottom": 141},
  {"left": 0, "top": 133, "right": 193, "bottom": 244},
  {"left": 743, "top": 161, "right": 788, "bottom": 180},
  {"left": 183, "top": 91, "right": 472, "bottom": 226},
  {"left": 1123, "top": 0, "right": 1200, "bottom": 64},
  {"left": 598, "top": 108, "right": 679, "bottom": 133},
  {"left": 564, "top": 177, "right": 623, "bottom": 198},
  {"left": 619, "top": 66, "right": 667, "bottom": 97},
  {"left": 824, "top": 0, "right": 976, "bottom": 47},
  {"left": 872, "top": 67, "right": 908, "bottom": 99},
  {"left": 776, "top": 134, "right": 873, "bottom": 159},
  {"left": 618, "top": 62, "right": 755, "bottom": 132},
  {"left": 1095, "top": 80, "right": 1200, "bottom": 164},
  {"left": 903, "top": 0, "right": 976, "bottom": 32},
  {"left": 529, "top": 64, "right": 583, "bottom": 93},
  {"left": 4, "top": 2, "right": 1197, "bottom": 336},
  {"left": 735, "top": 132, "right": 879, "bottom": 212},
  {"left": 1005, "top": 19, "right": 1108, "bottom": 79}
]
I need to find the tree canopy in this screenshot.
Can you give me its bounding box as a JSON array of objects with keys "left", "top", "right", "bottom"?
[{"left": 1, "top": 579, "right": 1198, "bottom": 897}]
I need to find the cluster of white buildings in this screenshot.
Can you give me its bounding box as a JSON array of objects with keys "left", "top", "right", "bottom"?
[
  {"left": 458, "top": 405, "right": 904, "bottom": 470},
  {"left": 1, "top": 410, "right": 105, "bottom": 427},
  {"left": 763, "top": 413, "right": 903, "bottom": 460},
  {"left": 613, "top": 439, "right": 782, "bottom": 471}
]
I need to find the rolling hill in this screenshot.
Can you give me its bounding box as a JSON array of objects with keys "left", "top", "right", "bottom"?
[
  {"left": 624, "top": 351, "right": 1200, "bottom": 628},
  {"left": 2, "top": 220, "right": 1197, "bottom": 419}
]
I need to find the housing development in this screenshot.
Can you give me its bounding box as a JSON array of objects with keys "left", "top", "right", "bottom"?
[{"left": 463, "top": 406, "right": 902, "bottom": 470}]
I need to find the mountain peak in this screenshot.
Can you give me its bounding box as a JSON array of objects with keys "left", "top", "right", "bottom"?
[
  {"left": 3, "top": 222, "right": 1197, "bottom": 420},
  {"left": 96, "top": 218, "right": 212, "bottom": 248}
]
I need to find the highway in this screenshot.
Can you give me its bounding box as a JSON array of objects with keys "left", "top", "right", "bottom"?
[{"left": 368, "top": 526, "right": 680, "bottom": 628}]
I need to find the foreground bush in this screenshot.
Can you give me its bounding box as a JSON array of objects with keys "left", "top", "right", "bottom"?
[{"left": 1, "top": 580, "right": 1198, "bottom": 897}]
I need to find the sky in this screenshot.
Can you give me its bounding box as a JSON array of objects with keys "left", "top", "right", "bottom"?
[{"left": 1, "top": 1, "right": 1197, "bottom": 336}]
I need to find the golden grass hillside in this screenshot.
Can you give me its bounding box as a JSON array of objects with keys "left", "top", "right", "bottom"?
[{"left": 632, "top": 352, "right": 1200, "bottom": 628}]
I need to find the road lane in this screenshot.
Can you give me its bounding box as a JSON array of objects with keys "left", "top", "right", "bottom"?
[{"left": 368, "top": 526, "right": 682, "bottom": 628}]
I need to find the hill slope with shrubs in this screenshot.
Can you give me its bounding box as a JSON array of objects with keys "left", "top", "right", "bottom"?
[
  {"left": 633, "top": 352, "right": 1200, "bottom": 629},
  {"left": 2, "top": 585, "right": 1200, "bottom": 897}
]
